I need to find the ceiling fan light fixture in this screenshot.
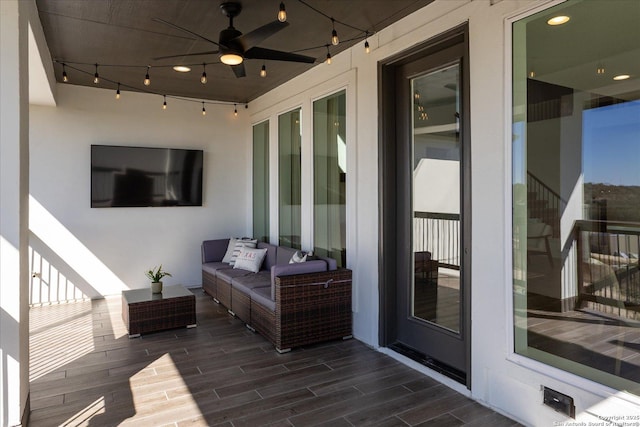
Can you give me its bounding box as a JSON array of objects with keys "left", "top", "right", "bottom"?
[
  {"left": 278, "top": 2, "right": 287, "bottom": 22},
  {"left": 220, "top": 53, "right": 243, "bottom": 65},
  {"left": 173, "top": 65, "right": 191, "bottom": 73}
]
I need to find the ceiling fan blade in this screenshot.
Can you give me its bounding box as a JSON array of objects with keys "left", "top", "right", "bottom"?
[
  {"left": 244, "top": 47, "right": 316, "bottom": 64},
  {"left": 231, "top": 63, "right": 246, "bottom": 78},
  {"left": 233, "top": 20, "right": 288, "bottom": 50},
  {"left": 153, "top": 18, "right": 220, "bottom": 47},
  {"left": 153, "top": 50, "right": 219, "bottom": 61}
]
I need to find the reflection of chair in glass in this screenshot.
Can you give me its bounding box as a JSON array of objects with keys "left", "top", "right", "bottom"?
[
  {"left": 527, "top": 221, "right": 553, "bottom": 267},
  {"left": 415, "top": 251, "right": 438, "bottom": 282}
]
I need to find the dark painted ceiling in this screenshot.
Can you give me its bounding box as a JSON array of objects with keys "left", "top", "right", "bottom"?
[{"left": 37, "top": 0, "right": 433, "bottom": 103}]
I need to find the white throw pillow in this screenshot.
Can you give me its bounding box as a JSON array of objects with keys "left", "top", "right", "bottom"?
[
  {"left": 221, "top": 238, "right": 239, "bottom": 263},
  {"left": 233, "top": 247, "right": 268, "bottom": 273},
  {"left": 289, "top": 250, "right": 308, "bottom": 264},
  {"left": 229, "top": 239, "right": 257, "bottom": 265}
]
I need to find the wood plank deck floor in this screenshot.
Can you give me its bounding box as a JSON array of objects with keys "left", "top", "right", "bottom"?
[{"left": 29, "top": 288, "right": 518, "bottom": 426}]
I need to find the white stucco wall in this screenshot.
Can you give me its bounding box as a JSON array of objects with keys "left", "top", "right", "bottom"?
[
  {"left": 250, "top": 0, "right": 640, "bottom": 425},
  {"left": 29, "top": 84, "right": 251, "bottom": 298}
]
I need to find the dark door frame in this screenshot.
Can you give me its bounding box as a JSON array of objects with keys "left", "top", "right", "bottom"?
[{"left": 378, "top": 22, "right": 471, "bottom": 388}]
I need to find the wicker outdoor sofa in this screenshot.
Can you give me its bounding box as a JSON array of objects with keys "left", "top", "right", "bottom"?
[{"left": 201, "top": 238, "right": 352, "bottom": 352}]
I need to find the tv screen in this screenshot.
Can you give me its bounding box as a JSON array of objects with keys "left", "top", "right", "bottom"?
[{"left": 91, "top": 145, "right": 203, "bottom": 208}]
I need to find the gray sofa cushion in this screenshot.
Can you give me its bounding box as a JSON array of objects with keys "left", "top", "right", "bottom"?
[
  {"left": 250, "top": 286, "right": 275, "bottom": 312},
  {"left": 216, "top": 268, "right": 252, "bottom": 283},
  {"left": 276, "top": 246, "right": 298, "bottom": 265},
  {"left": 202, "top": 239, "right": 230, "bottom": 263},
  {"left": 232, "top": 271, "right": 271, "bottom": 295},
  {"left": 318, "top": 256, "right": 338, "bottom": 271},
  {"left": 257, "top": 242, "right": 278, "bottom": 271},
  {"left": 202, "top": 261, "right": 233, "bottom": 275}
]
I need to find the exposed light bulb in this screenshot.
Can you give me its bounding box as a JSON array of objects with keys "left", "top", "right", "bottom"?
[
  {"left": 116, "top": 83, "right": 121, "bottom": 100},
  {"left": 528, "top": 70, "right": 536, "bottom": 78},
  {"left": 93, "top": 64, "right": 99, "bottom": 84},
  {"left": 201, "top": 64, "right": 207, "bottom": 84},
  {"left": 260, "top": 64, "right": 267, "bottom": 77},
  {"left": 331, "top": 29, "right": 339, "bottom": 46},
  {"left": 162, "top": 96, "right": 167, "bottom": 110},
  {"left": 234, "top": 104, "right": 238, "bottom": 117},
  {"left": 326, "top": 49, "right": 332, "bottom": 65},
  {"left": 278, "top": 2, "right": 287, "bottom": 22},
  {"left": 202, "top": 102, "right": 206, "bottom": 116},
  {"left": 364, "top": 40, "right": 370, "bottom": 54},
  {"left": 144, "top": 66, "right": 151, "bottom": 86},
  {"left": 62, "top": 63, "right": 69, "bottom": 82}
]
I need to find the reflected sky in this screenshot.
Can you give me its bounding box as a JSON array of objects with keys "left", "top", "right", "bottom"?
[{"left": 583, "top": 100, "right": 640, "bottom": 186}]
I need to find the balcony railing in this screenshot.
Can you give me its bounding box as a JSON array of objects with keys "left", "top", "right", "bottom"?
[
  {"left": 577, "top": 220, "right": 640, "bottom": 317},
  {"left": 414, "top": 211, "right": 460, "bottom": 269}
]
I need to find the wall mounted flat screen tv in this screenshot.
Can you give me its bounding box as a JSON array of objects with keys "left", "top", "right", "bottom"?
[{"left": 91, "top": 145, "right": 203, "bottom": 208}]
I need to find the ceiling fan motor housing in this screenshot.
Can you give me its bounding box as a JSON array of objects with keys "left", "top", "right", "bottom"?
[{"left": 219, "top": 27, "right": 244, "bottom": 54}]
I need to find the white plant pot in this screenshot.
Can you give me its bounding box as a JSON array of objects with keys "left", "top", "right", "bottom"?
[{"left": 151, "top": 281, "right": 163, "bottom": 294}]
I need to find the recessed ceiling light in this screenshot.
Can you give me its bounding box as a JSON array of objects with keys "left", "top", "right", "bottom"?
[
  {"left": 547, "top": 15, "right": 570, "bottom": 26},
  {"left": 173, "top": 65, "right": 191, "bottom": 73},
  {"left": 613, "top": 74, "right": 630, "bottom": 81}
]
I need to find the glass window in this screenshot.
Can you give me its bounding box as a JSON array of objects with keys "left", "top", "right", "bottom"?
[
  {"left": 253, "top": 121, "right": 269, "bottom": 243},
  {"left": 278, "top": 108, "right": 302, "bottom": 249},
  {"left": 512, "top": 0, "right": 640, "bottom": 394},
  {"left": 313, "top": 90, "right": 347, "bottom": 267}
]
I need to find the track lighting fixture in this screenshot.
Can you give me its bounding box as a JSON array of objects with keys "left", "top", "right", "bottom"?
[
  {"left": 162, "top": 95, "right": 167, "bottom": 110},
  {"left": 201, "top": 64, "right": 207, "bottom": 84},
  {"left": 62, "top": 63, "right": 69, "bottom": 82},
  {"left": 278, "top": 2, "right": 287, "bottom": 22},
  {"left": 116, "top": 83, "right": 121, "bottom": 100},
  {"left": 260, "top": 64, "right": 267, "bottom": 77},
  {"left": 202, "top": 102, "right": 206, "bottom": 116},
  {"left": 331, "top": 19, "right": 339, "bottom": 46},
  {"left": 144, "top": 66, "right": 151, "bottom": 86},
  {"left": 93, "top": 64, "right": 99, "bottom": 84}
]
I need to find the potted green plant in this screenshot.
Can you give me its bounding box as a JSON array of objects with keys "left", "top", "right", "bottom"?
[{"left": 145, "top": 265, "right": 172, "bottom": 294}]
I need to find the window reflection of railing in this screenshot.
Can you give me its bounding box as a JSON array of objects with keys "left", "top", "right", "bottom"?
[
  {"left": 414, "top": 212, "right": 460, "bottom": 269},
  {"left": 527, "top": 172, "right": 564, "bottom": 238},
  {"left": 577, "top": 220, "right": 640, "bottom": 319}
]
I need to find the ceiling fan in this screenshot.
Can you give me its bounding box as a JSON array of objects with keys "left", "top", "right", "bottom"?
[{"left": 154, "top": 1, "right": 316, "bottom": 78}]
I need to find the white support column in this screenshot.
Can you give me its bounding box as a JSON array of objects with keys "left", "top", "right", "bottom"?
[{"left": 0, "top": 0, "right": 30, "bottom": 425}]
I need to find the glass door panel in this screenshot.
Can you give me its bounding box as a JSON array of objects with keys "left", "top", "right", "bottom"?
[{"left": 411, "top": 63, "right": 461, "bottom": 333}]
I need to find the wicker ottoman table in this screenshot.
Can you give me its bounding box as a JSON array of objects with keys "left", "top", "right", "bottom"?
[{"left": 122, "top": 285, "right": 196, "bottom": 337}]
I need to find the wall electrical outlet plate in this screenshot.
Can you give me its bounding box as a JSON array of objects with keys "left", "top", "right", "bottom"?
[{"left": 543, "top": 386, "right": 575, "bottom": 418}]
